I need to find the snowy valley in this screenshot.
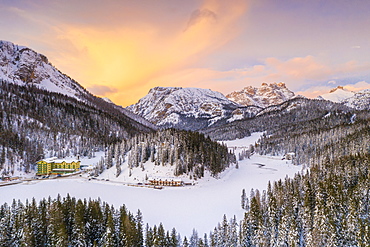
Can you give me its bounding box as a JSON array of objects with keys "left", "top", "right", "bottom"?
[{"left": 0, "top": 133, "right": 302, "bottom": 237}]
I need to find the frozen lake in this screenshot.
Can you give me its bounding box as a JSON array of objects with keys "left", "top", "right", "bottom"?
[{"left": 0, "top": 133, "right": 302, "bottom": 237}]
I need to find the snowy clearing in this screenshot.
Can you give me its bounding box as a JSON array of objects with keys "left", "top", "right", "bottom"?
[{"left": 0, "top": 133, "right": 302, "bottom": 237}]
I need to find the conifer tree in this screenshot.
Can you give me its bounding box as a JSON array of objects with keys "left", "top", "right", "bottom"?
[
  {"left": 189, "top": 229, "right": 199, "bottom": 247},
  {"left": 183, "top": 236, "right": 189, "bottom": 247},
  {"left": 71, "top": 199, "right": 86, "bottom": 246},
  {"left": 241, "top": 189, "right": 247, "bottom": 210}
]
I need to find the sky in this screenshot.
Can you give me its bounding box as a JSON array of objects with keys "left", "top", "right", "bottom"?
[{"left": 1, "top": 0, "right": 370, "bottom": 106}]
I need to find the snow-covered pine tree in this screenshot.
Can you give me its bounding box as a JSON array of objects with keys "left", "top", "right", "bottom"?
[{"left": 241, "top": 189, "right": 247, "bottom": 210}]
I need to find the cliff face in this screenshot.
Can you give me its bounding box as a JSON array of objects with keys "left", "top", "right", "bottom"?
[{"left": 226, "top": 82, "right": 295, "bottom": 108}]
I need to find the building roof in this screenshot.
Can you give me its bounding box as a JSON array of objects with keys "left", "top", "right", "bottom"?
[
  {"left": 148, "top": 177, "right": 183, "bottom": 182},
  {"left": 52, "top": 169, "right": 76, "bottom": 172},
  {"left": 40, "top": 157, "right": 80, "bottom": 163}
]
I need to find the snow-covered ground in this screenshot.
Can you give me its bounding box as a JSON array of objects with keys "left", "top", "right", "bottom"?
[{"left": 0, "top": 133, "right": 302, "bottom": 237}]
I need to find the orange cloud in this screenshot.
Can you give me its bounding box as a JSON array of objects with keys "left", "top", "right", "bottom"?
[
  {"left": 3, "top": 0, "right": 370, "bottom": 107},
  {"left": 42, "top": 0, "right": 249, "bottom": 106}
]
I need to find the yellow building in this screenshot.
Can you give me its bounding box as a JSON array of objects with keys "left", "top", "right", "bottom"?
[{"left": 37, "top": 157, "right": 80, "bottom": 175}]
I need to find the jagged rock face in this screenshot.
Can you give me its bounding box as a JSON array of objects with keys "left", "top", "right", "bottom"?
[
  {"left": 127, "top": 86, "right": 261, "bottom": 130},
  {"left": 0, "top": 40, "right": 88, "bottom": 101},
  {"left": 226, "top": 82, "right": 295, "bottom": 108}
]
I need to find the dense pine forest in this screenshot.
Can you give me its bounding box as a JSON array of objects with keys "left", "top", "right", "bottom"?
[
  {"left": 201, "top": 101, "right": 370, "bottom": 246},
  {"left": 0, "top": 195, "right": 146, "bottom": 246},
  {"left": 97, "top": 129, "right": 236, "bottom": 179},
  {"left": 208, "top": 153, "right": 370, "bottom": 246}
]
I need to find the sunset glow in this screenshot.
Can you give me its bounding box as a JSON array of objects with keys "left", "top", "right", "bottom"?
[{"left": 1, "top": 0, "right": 370, "bottom": 106}]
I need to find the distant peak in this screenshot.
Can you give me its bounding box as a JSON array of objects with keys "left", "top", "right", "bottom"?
[
  {"left": 277, "top": 82, "right": 286, "bottom": 88},
  {"left": 261, "top": 82, "right": 286, "bottom": 88},
  {"left": 319, "top": 86, "right": 355, "bottom": 103},
  {"left": 329, "top": 86, "right": 347, "bottom": 93},
  {"left": 149, "top": 86, "right": 182, "bottom": 93},
  {"left": 227, "top": 82, "right": 294, "bottom": 108}
]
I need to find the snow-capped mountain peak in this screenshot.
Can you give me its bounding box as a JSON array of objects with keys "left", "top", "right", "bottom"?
[
  {"left": 0, "top": 40, "right": 89, "bottom": 101},
  {"left": 127, "top": 86, "right": 260, "bottom": 130},
  {"left": 226, "top": 82, "right": 295, "bottom": 108},
  {"left": 318, "top": 86, "right": 355, "bottom": 103},
  {"left": 127, "top": 86, "right": 235, "bottom": 124}
]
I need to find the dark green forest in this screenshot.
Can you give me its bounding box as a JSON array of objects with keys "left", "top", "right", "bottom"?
[
  {"left": 97, "top": 129, "right": 236, "bottom": 179},
  {"left": 0, "top": 195, "right": 146, "bottom": 246}
]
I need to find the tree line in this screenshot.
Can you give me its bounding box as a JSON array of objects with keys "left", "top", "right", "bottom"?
[
  {"left": 95, "top": 129, "right": 236, "bottom": 179},
  {"left": 0, "top": 195, "right": 144, "bottom": 246}
]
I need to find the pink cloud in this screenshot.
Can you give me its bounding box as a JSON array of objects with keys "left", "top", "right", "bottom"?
[
  {"left": 147, "top": 55, "right": 370, "bottom": 99},
  {"left": 343, "top": 81, "right": 370, "bottom": 92},
  {"left": 297, "top": 81, "right": 370, "bottom": 99},
  {"left": 265, "top": 56, "right": 332, "bottom": 81}
]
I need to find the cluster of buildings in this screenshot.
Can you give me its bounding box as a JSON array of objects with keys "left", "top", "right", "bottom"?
[
  {"left": 35, "top": 158, "right": 192, "bottom": 189},
  {"left": 147, "top": 177, "right": 184, "bottom": 186}
]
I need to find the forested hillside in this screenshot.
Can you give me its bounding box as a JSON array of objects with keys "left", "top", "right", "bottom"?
[
  {"left": 202, "top": 97, "right": 352, "bottom": 140},
  {"left": 207, "top": 153, "right": 370, "bottom": 246},
  {"left": 97, "top": 129, "right": 236, "bottom": 179},
  {"left": 0, "top": 80, "right": 154, "bottom": 175},
  {"left": 198, "top": 98, "right": 370, "bottom": 246},
  {"left": 256, "top": 109, "right": 370, "bottom": 166}
]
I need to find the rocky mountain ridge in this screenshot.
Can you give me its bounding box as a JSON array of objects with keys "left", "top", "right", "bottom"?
[
  {"left": 127, "top": 82, "right": 370, "bottom": 131},
  {"left": 127, "top": 86, "right": 261, "bottom": 130},
  {"left": 226, "top": 82, "right": 296, "bottom": 108},
  {"left": 126, "top": 83, "right": 302, "bottom": 131},
  {"left": 0, "top": 40, "right": 89, "bottom": 101}
]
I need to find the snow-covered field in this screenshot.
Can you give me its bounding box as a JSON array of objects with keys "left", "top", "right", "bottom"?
[{"left": 0, "top": 133, "right": 302, "bottom": 237}]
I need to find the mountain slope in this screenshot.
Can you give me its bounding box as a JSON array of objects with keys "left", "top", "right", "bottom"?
[
  {"left": 201, "top": 97, "right": 353, "bottom": 140},
  {"left": 127, "top": 86, "right": 261, "bottom": 130},
  {"left": 226, "top": 82, "right": 295, "bottom": 108},
  {"left": 0, "top": 40, "right": 91, "bottom": 101},
  {"left": 0, "top": 41, "right": 156, "bottom": 175},
  {"left": 342, "top": 89, "right": 370, "bottom": 110}
]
